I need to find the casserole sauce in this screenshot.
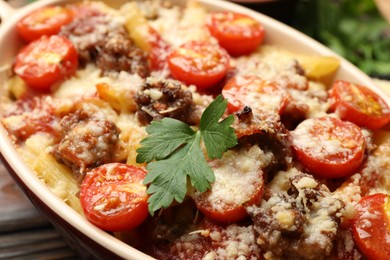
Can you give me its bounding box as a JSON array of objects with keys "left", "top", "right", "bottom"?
[{"left": 2, "top": 1, "right": 390, "bottom": 259}]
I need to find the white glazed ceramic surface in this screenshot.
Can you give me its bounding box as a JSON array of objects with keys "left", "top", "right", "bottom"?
[
  {"left": 0, "top": 0, "right": 388, "bottom": 259},
  {"left": 375, "top": 0, "right": 390, "bottom": 23},
  {"left": 230, "top": 0, "right": 279, "bottom": 3}
]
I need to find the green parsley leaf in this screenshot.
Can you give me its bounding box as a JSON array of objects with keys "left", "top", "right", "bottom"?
[
  {"left": 136, "top": 118, "right": 195, "bottom": 163},
  {"left": 136, "top": 94, "right": 237, "bottom": 215},
  {"left": 200, "top": 95, "right": 237, "bottom": 159},
  {"left": 142, "top": 134, "right": 214, "bottom": 214}
]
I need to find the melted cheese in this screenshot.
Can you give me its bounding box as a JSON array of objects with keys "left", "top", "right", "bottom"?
[
  {"left": 291, "top": 117, "right": 355, "bottom": 159},
  {"left": 3, "top": 1, "right": 390, "bottom": 259},
  {"left": 196, "top": 146, "right": 271, "bottom": 212}
]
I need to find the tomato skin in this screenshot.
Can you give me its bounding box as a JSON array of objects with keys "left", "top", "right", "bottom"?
[
  {"left": 193, "top": 171, "right": 264, "bottom": 224},
  {"left": 194, "top": 195, "right": 258, "bottom": 224},
  {"left": 206, "top": 11, "right": 265, "bottom": 56},
  {"left": 17, "top": 6, "right": 74, "bottom": 42},
  {"left": 352, "top": 193, "right": 390, "bottom": 260},
  {"left": 147, "top": 27, "right": 171, "bottom": 71},
  {"left": 14, "top": 35, "right": 78, "bottom": 91},
  {"left": 168, "top": 41, "right": 230, "bottom": 89},
  {"left": 330, "top": 80, "right": 390, "bottom": 130},
  {"left": 80, "top": 163, "right": 149, "bottom": 232},
  {"left": 291, "top": 116, "right": 365, "bottom": 178},
  {"left": 2, "top": 96, "right": 61, "bottom": 141},
  {"left": 222, "top": 75, "right": 290, "bottom": 114}
]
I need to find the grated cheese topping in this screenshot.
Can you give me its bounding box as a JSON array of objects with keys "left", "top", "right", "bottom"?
[
  {"left": 194, "top": 145, "right": 270, "bottom": 212},
  {"left": 291, "top": 117, "right": 357, "bottom": 159},
  {"left": 2, "top": 1, "right": 390, "bottom": 260}
]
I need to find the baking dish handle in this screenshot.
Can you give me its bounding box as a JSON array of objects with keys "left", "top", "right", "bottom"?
[{"left": 0, "top": 0, "right": 16, "bottom": 24}]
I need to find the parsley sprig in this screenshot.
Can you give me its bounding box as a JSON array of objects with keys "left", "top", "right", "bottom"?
[{"left": 136, "top": 95, "right": 237, "bottom": 215}]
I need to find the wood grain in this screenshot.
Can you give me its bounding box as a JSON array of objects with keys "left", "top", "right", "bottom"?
[
  {"left": 0, "top": 161, "right": 77, "bottom": 259},
  {"left": 0, "top": 162, "right": 49, "bottom": 232},
  {"left": 0, "top": 227, "right": 76, "bottom": 259}
]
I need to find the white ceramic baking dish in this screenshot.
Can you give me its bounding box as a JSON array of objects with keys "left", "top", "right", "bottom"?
[{"left": 0, "top": 0, "right": 387, "bottom": 259}]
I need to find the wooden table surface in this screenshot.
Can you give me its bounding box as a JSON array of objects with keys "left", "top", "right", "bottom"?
[{"left": 0, "top": 161, "right": 78, "bottom": 259}]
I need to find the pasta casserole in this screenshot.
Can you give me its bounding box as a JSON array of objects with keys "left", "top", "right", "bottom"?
[{"left": 1, "top": 1, "right": 390, "bottom": 259}]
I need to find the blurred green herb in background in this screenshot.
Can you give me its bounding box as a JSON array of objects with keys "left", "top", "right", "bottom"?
[{"left": 293, "top": 0, "right": 390, "bottom": 78}]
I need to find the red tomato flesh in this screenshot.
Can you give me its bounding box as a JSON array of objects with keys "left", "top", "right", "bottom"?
[
  {"left": 194, "top": 180, "right": 263, "bottom": 224},
  {"left": 4, "top": 97, "right": 61, "bottom": 141},
  {"left": 14, "top": 35, "right": 78, "bottom": 91},
  {"left": 352, "top": 193, "right": 390, "bottom": 260},
  {"left": 206, "top": 11, "right": 265, "bottom": 56},
  {"left": 193, "top": 156, "right": 264, "bottom": 224},
  {"left": 222, "top": 75, "right": 290, "bottom": 114},
  {"left": 17, "top": 6, "right": 74, "bottom": 42},
  {"left": 291, "top": 116, "right": 365, "bottom": 178},
  {"left": 168, "top": 41, "right": 230, "bottom": 89},
  {"left": 330, "top": 80, "right": 390, "bottom": 130},
  {"left": 147, "top": 27, "right": 171, "bottom": 71},
  {"left": 80, "top": 163, "right": 149, "bottom": 232}
]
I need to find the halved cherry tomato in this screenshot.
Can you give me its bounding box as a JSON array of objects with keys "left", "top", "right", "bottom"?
[
  {"left": 2, "top": 96, "right": 60, "bottom": 141},
  {"left": 167, "top": 41, "right": 230, "bottom": 89},
  {"left": 17, "top": 6, "right": 74, "bottom": 42},
  {"left": 222, "top": 75, "right": 290, "bottom": 114},
  {"left": 329, "top": 80, "right": 390, "bottom": 130},
  {"left": 193, "top": 177, "right": 263, "bottom": 224},
  {"left": 192, "top": 155, "right": 264, "bottom": 224},
  {"left": 80, "top": 163, "right": 149, "bottom": 232},
  {"left": 148, "top": 27, "right": 171, "bottom": 71},
  {"left": 352, "top": 193, "right": 390, "bottom": 260},
  {"left": 206, "top": 11, "right": 265, "bottom": 56},
  {"left": 14, "top": 35, "right": 78, "bottom": 91},
  {"left": 291, "top": 116, "right": 365, "bottom": 178}
]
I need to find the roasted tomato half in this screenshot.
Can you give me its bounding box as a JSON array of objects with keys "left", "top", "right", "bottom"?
[
  {"left": 206, "top": 11, "right": 265, "bottom": 56},
  {"left": 80, "top": 163, "right": 149, "bottom": 232},
  {"left": 192, "top": 147, "right": 265, "bottom": 223},
  {"left": 168, "top": 41, "right": 230, "bottom": 89},
  {"left": 147, "top": 27, "right": 171, "bottom": 71},
  {"left": 222, "top": 75, "right": 290, "bottom": 114},
  {"left": 329, "top": 80, "right": 390, "bottom": 130},
  {"left": 291, "top": 116, "right": 365, "bottom": 178},
  {"left": 352, "top": 193, "right": 390, "bottom": 260},
  {"left": 17, "top": 6, "right": 74, "bottom": 42},
  {"left": 14, "top": 35, "right": 78, "bottom": 91}
]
